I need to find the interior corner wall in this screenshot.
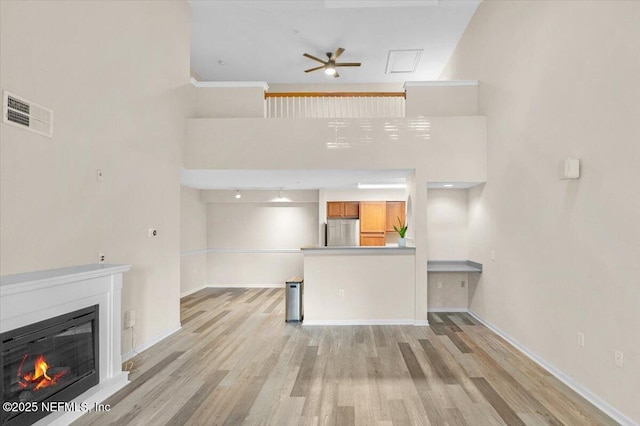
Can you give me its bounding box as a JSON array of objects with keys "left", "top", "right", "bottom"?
[
  {"left": 181, "top": 187, "right": 207, "bottom": 296},
  {"left": 441, "top": 1, "right": 640, "bottom": 422},
  {"left": 0, "top": 1, "right": 191, "bottom": 355}
]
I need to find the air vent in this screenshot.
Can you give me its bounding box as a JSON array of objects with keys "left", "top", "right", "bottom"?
[{"left": 3, "top": 91, "right": 53, "bottom": 137}]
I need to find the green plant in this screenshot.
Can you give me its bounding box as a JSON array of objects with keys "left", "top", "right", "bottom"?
[{"left": 393, "top": 217, "right": 408, "bottom": 238}]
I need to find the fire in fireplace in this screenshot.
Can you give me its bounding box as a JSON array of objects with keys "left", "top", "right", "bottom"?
[{"left": 1, "top": 305, "right": 99, "bottom": 426}]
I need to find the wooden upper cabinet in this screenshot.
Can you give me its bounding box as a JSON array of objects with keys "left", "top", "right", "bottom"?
[
  {"left": 386, "top": 201, "right": 406, "bottom": 232},
  {"left": 327, "top": 202, "right": 344, "bottom": 218},
  {"left": 360, "top": 202, "right": 386, "bottom": 233},
  {"left": 344, "top": 202, "right": 359, "bottom": 218},
  {"left": 327, "top": 201, "right": 359, "bottom": 218}
]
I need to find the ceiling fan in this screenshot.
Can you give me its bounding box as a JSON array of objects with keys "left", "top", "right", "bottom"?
[{"left": 303, "top": 47, "right": 361, "bottom": 78}]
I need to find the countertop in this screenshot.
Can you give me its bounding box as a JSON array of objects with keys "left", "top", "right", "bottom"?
[
  {"left": 301, "top": 246, "right": 415, "bottom": 254},
  {"left": 427, "top": 260, "right": 482, "bottom": 273}
]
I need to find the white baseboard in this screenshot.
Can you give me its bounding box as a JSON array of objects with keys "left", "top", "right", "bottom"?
[
  {"left": 468, "top": 310, "right": 636, "bottom": 426},
  {"left": 428, "top": 307, "right": 468, "bottom": 313},
  {"left": 414, "top": 319, "right": 430, "bottom": 326},
  {"left": 205, "top": 283, "right": 285, "bottom": 289},
  {"left": 122, "top": 324, "right": 182, "bottom": 362},
  {"left": 303, "top": 319, "right": 414, "bottom": 326},
  {"left": 180, "top": 285, "right": 206, "bottom": 298}
]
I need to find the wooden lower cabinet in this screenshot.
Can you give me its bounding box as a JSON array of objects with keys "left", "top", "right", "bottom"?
[{"left": 360, "top": 232, "right": 386, "bottom": 247}]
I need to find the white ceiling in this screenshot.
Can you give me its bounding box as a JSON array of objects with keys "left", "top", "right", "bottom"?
[{"left": 190, "top": 0, "right": 481, "bottom": 84}]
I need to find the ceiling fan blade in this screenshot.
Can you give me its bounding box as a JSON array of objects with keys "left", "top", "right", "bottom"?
[
  {"left": 332, "top": 47, "right": 345, "bottom": 61},
  {"left": 333, "top": 70, "right": 340, "bottom": 78},
  {"left": 304, "top": 65, "right": 326, "bottom": 73},
  {"left": 303, "top": 53, "right": 327, "bottom": 64},
  {"left": 335, "top": 62, "right": 361, "bottom": 67}
]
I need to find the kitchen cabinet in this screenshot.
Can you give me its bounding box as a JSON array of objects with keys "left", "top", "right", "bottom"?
[
  {"left": 386, "top": 201, "right": 406, "bottom": 232},
  {"left": 327, "top": 202, "right": 359, "bottom": 219},
  {"left": 360, "top": 232, "right": 386, "bottom": 246},
  {"left": 360, "top": 202, "right": 386, "bottom": 232},
  {"left": 360, "top": 202, "right": 386, "bottom": 246}
]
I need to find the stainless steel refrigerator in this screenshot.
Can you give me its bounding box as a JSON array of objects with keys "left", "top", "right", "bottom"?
[{"left": 326, "top": 219, "right": 360, "bottom": 246}]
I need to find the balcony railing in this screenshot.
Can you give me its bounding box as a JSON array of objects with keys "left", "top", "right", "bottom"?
[{"left": 265, "top": 92, "right": 406, "bottom": 119}]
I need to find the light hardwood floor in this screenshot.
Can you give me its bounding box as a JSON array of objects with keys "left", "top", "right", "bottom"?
[{"left": 74, "top": 288, "right": 616, "bottom": 425}]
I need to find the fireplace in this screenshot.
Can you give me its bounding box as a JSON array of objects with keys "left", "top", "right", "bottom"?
[
  {"left": 1, "top": 264, "right": 129, "bottom": 425},
  {"left": 1, "top": 305, "right": 99, "bottom": 426}
]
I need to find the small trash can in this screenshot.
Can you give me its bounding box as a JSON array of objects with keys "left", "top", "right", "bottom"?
[{"left": 285, "top": 277, "right": 304, "bottom": 322}]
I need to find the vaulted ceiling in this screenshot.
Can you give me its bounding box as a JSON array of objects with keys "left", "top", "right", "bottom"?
[{"left": 190, "top": 0, "right": 481, "bottom": 84}]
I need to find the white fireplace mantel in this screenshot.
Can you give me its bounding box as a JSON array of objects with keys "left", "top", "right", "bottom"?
[{"left": 0, "top": 263, "right": 131, "bottom": 425}]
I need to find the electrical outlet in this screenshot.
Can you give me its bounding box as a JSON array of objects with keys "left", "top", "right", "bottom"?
[
  {"left": 437, "top": 281, "right": 443, "bottom": 289},
  {"left": 148, "top": 228, "right": 158, "bottom": 238},
  {"left": 461, "top": 280, "right": 466, "bottom": 288},
  {"left": 490, "top": 250, "right": 496, "bottom": 261},
  {"left": 614, "top": 350, "right": 623, "bottom": 368},
  {"left": 339, "top": 289, "right": 344, "bottom": 297},
  {"left": 99, "top": 253, "right": 105, "bottom": 264},
  {"left": 577, "top": 332, "right": 585, "bottom": 347}
]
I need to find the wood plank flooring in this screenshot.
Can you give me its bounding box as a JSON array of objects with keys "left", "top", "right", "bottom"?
[{"left": 73, "top": 288, "right": 616, "bottom": 425}]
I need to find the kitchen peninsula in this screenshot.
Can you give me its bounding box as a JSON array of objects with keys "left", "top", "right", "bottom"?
[{"left": 301, "top": 246, "right": 416, "bottom": 325}]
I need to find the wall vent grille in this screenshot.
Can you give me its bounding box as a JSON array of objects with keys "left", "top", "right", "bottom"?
[{"left": 3, "top": 91, "right": 53, "bottom": 137}]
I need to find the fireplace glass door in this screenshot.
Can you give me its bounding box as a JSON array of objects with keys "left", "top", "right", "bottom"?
[{"left": 1, "top": 305, "right": 99, "bottom": 425}]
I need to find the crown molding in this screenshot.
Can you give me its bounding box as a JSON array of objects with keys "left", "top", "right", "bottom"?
[
  {"left": 404, "top": 80, "right": 478, "bottom": 88},
  {"left": 190, "top": 78, "right": 269, "bottom": 90}
]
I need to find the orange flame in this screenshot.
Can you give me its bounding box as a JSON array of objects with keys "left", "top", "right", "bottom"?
[
  {"left": 17, "top": 354, "right": 67, "bottom": 391},
  {"left": 23, "top": 355, "right": 51, "bottom": 382}
]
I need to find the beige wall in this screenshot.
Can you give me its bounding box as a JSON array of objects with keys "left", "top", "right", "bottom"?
[
  {"left": 442, "top": 1, "right": 640, "bottom": 422},
  {"left": 405, "top": 84, "right": 478, "bottom": 116},
  {"left": 0, "top": 1, "right": 191, "bottom": 354},
  {"left": 206, "top": 200, "right": 318, "bottom": 287},
  {"left": 186, "top": 117, "right": 487, "bottom": 182},
  {"left": 303, "top": 250, "right": 416, "bottom": 323},
  {"left": 180, "top": 187, "right": 207, "bottom": 296},
  {"left": 428, "top": 272, "right": 469, "bottom": 310},
  {"left": 427, "top": 189, "right": 469, "bottom": 260},
  {"left": 194, "top": 87, "right": 265, "bottom": 118}
]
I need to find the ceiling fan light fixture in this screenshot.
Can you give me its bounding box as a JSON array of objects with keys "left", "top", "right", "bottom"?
[{"left": 324, "top": 66, "right": 336, "bottom": 75}]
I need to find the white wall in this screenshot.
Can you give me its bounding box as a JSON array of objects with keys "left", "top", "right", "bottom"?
[
  {"left": 205, "top": 199, "right": 318, "bottom": 287},
  {"left": 442, "top": 1, "right": 640, "bottom": 422},
  {"left": 0, "top": 1, "right": 191, "bottom": 354},
  {"left": 426, "top": 189, "right": 469, "bottom": 260},
  {"left": 180, "top": 187, "right": 207, "bottom": 296}
]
